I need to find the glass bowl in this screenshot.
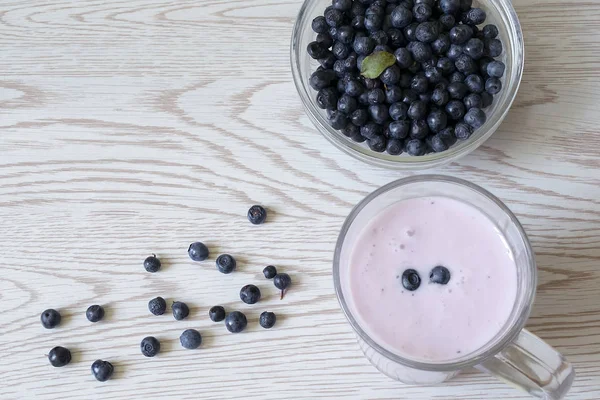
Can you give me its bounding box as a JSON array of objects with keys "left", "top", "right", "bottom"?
[{"left": 290, "top": 0, "right": 524, "bottom": 169}]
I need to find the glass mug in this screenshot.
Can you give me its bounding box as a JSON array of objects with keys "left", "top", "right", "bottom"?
[{"left": 333, "top": 175, "right": 575, "bottom": 399}]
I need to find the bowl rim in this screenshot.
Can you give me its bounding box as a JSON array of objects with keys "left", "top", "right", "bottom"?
[{"left": 290, "top": 0, "right": 525, "bottom": 169}]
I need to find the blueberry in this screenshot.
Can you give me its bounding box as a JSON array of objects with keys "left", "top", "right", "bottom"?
[
  {"left": 431, "top": 34, "right": 450, "bottom": 55},
  {"left": 209, "top": 305, "right": 226, "bottom": 322},
  {"left": 482, "top": 24, "right": 499, "bottom": 39},
  {"left": 316, "top": 87, "right": 339, "bottom": 110},
  {"left": 385, "top": 86, "right": 403, "bottom": 104},
  {"left": 350, "top": 131, "right": 367, "bottom": 142},
  {"left": 439, "top": 15, "right": 455, "bottom": 31},
  {"left": 419, "top": 92, "right": 432, "bottom": 103},
  {"left": 337, "top": 25, "right": 355, "bottom": 45},
  {"left": 389, "top": 120, "right": 410, "bottom": 139},
  {"left": 410, "top": 119, "right": 430, "bottom": 139},
  {"left": 439, "top": 126, "right": 457, "bottom": 146},
  {"left": 402, "top": 89, "right": 418, "bottom": 104},
  {"left": 445, "top": 99, "right": 466, "bottom": 119},
  {"left": 310, "top": 69, "right": 337, "bottom": 91},
  {"left": 394, "top": 47, "right": 413, "bottom": 68},
  {"left": 427, "top": 109, "right": 448, "bottom": 133},
  {"left": 329, "top": 108, "right": 349, "bottom": 129},
  {"left": 141, "top": 336, "right": 160, "bottom": 357},
  {"left": 316, "top": 33, "right": 334, "bottom": 49},
  {"left": 455, "top": 54, "right": 477, "bottom": 74},
  {"left": 259, "top": 311, "right": 277, "bottom": 329},
  {"left": 351, "top": 108, "right": 369, "bottom": 126},
  {"left": 369, "top": 104, "right": 390, "bottom": 124},
  {"left": 318, "top": 53, "right": 336, "bottom": 69},
  {"left": 405, "top": 138, "right": 426, "bottom": 156},
  {"left": 41, "top": 309, "right": 61, "bottom": 329},
  {"left": 447, "top": 44, "right": 463, "bottom": 61},
  {"left": 86, "top": 305, "right": 104, "bottom": 323},
  {"left": 188, "top": 242, "right": 209, "bottom": 262},
  {"left": 338, "top": 94, "right": 358, "bottom": 114},
  {"left": 481, "top": 91, "right": 493, "bottom": 108},
  {"left": 389, "top": 102, "right": 409, "bottom": 121},
  {"left": 351, "top": 1, "right": 366, "bottom": 16},
  {"left": 436, "top": 57, "right": 455, "bottom": 74},
  {"left": 367, "top": 88, "right": 385, "bottom": 104},
  {"left": 430, "top": 266, "right": 451, "bottom": 284},
  {"left": 485, "top": 77, "right": 502, "bottom": 95},
  {"left": 464, "top": 93, "right": 483, "bottom": 109},
  {"left": 459, "top": 0, "right": 473, "bottom": 11},
  {"left": 363, "top": 77, "right": 381, "bottom": 90},
  {"left": 403, "top": 22, "right": 419, "bottom": 42},
  {"left": 274, "top": 273, "right": 292, "bottom": 299},
  {"left": 370, "top": 30, "right": 389, "bottom": 45},
  {"left": 388, "top": 28, "right": 406, "bottom": 47},
  {"left": 415, "top": 21, "right": 439, "bottom": 43},
  {"left": 216, "top": 254, "right": 237, "bottom": 274},
  {"left": 449, "top": 71, "right": 465, "bottom": 83},
  {"left": 408, "top": 100, "right": 427, "bottom": 120},
  {"left": 487, "top": 61, "right": 505, "bottom": 78},
  {"left": 464, "top": 107, "right": 487, "bottom": 129},
  {"left": 464, "top": 74, "right": 484, "bottom": 93},
  {"left": 455, "top": 122, "right": 474, "bottom": 139},
  {"left": 312, "top": 16, "right": 329, "bottom": 34},
  {"left": 329, "top": 26, "right": 339, "bottom": 40},
  {"left": 344, "top": 53, "right": 358, "bottom": 71},
  {"left": 263, "top": 265, "right": 277, "bottom": 279},
  {"left": 440, "top": 0, "right": 460, "bottom": 15},
  {"left": 391, "top": 6, "right": 412, "bottom": 28},
  {"left": 410, "top": 74, "right": 429, "bottom": 94},
  {"left": 148, "top": 296, "right": 167, "bottom": 316},
  {"left": 325, "top": 8, "right": 344, "bottom": 27},
  {"left": 463, "top": 38, "right": 484, "bottom": 59},
  {"left": 91, "top": 360, "right": 114, "bottom": 382},
  {"left": 180, "top": 329, "right": 202, "bottom": 349},
  {"left": 384, "top": 138, "right": 402, "bottom": 155},
  {"left": 332, "top": 41, "right": 351, "bottom": 60},
  {"left": 381, "top": 65, "right": 401, "bottom": 85},
  {"left": 449, "top": 25, "right": 473, "bottom": 44},
  {"left": 485, "top": 38, "right": 503, "bottom": 57},
  {"left": 246, "top": 205, "right": 267, "bottom": 225},
  {"left": 361, "top": 122, "right": 383, "bottom": 139},
  {"left": 410, "top": 42, "right": 432, "bottom": 62},
  {"left": 352, "top": 15, "right": 365, "bottom": 30},
  {"left": 142, "top": 253, "right": 162, "bottom": 273},
  {"left": 333, "top": 0, "right": 352, "bottom": 11},
  {"left": 431, "top": 134, "right": 449, "bottom": 152},
  {"left": 342, "top": 123, "right": 360, "bottom": 137},
  {"left": 412, "top": 3, "right": 432, "bottom": 22},
  {"left": 466, "top": 8, "right": 486, "bottom": 25},
  {"left": 172, "top": 301, "right": 190, "bottom": 321},
  {"left": 353, "top": 36, "right": 375, "bottom": 55},
  {"left": 366, "top": 4, "right": 385, "bottom": 16},
  {"left": 225, "top": 311, "right": 248, "bottom": 333},
  {"left": 240, "top": 284, "right": 261, "bottom": 305},
  {"left": 48, "top": 346, "right": 71, "bottom": 367},
  {"left": 307, "top": 41, "right": 329, "bottom": 60},
  {"left": 402, "top": 269, "right": 421, "bottom": 290},
  {"left": 366, "top": 135, "right": 385, "bottom": 153},
  {"left": 431, "top": 88, "right": 450, "bottom": 106},
  {"left": 364, "top": 13, "right": 383, "bottom": 32},
  {"left": 424, "top": 67, "right": 442, "bottom": 83}
]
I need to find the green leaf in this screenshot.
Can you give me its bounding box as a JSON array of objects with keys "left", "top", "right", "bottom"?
[{"left": 360, "top": 51, "right": 396, "bottom": 79}]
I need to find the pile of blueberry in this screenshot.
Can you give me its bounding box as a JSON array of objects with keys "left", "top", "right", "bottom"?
[
  {"left": 307, "top": 0, "right": 506, "bottom": 156},
  {"left": 41, "top": 205, "right": 291, "bottom": 381},
  {"left": 401, "top": 265, "right": 450, "bottom": 290}
]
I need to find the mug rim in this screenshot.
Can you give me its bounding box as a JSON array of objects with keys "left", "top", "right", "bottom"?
[{"left": 332, "top": 175, "right": 537, "bottom": 372}]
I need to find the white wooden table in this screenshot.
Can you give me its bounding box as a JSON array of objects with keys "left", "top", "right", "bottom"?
[{"left": 1, "top": 1, "right": 599, "bottom": 399}]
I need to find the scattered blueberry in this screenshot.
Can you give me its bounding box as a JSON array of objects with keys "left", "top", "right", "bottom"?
[
  {"left": 91, "top": 360, "right": 114, "bottom": 382},
  {"left": 225, "top": 311, "right": 248, "bottom": 333},
  {"left": 216, "top": 254, "right": 236, "bottom": 274},
  {"left": 240, "top": 284, "right": 261, "bottom": 305},
  {"left": 48, "top": 346, "right": 71, "bottom": 367},
  {"left": 172, "top": 301, "right": 190, "bottom": 321},
  {"left": 141, "top": 336, "right": 161, "bottom": 357},
  {"left": 188, "top": 242, "right": 209, "bottom": 262},
  {"left": 41, "top": 309, "right": 61, "bottom": 329},
  {"left": 430, "top": 266, "right": 451, "bottom": 284},
  {"left": 209, "top": 305, "right": 226, "bottom": 322},
  {"left": 274, "top": 273, "right": 292, "bottom": 299},
  {"left": 259, "top": 311, "right": 277, "bottom": 329},
  {"left": 86, "top": 305, "right": 105, "bottom": 323},
  {"left": 263, "top": 265, "right": 277, "bottom": 279},
  {"left": 401, "top": 269, "right": 421, "bottom": 291},
  {"left": 180, "top": 329, "right": 202, "bottom": 349},
  {"left": 148, "top": 297, "right": 167, "bottom": 316},
  {"left": 144, "top": 254, "right": 161, "bottom": 273}
]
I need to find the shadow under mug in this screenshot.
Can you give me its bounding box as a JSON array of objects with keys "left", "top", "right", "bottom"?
[{"left": 333, "top": 175, "right": 574, "bottom": 399}]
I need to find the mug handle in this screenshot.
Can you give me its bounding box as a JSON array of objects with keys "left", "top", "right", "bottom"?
[{"left": 476, "top": 329, "right": 575, "bottom": 399}]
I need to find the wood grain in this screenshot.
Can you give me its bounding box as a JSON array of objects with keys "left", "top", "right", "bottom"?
[{"left": 1, "top": 0, "right": 599, "bottom": 398}]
